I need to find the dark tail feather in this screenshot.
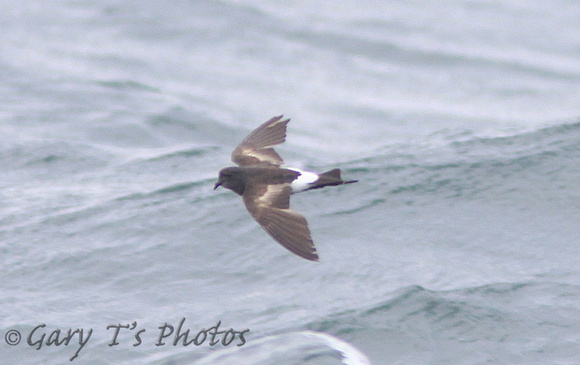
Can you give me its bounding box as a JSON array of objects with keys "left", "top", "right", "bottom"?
[
  {"left": 312, "top": 169, "right": 358, "bottom": 189},
  {"left": 320, "top": 169, "right": 358, "bottom": 184},
  {"left": 320, "top": 168, "right": 341, "bottom": 179}
]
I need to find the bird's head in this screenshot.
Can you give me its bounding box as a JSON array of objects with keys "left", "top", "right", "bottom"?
[{"left": 214, "top": 167, "right": 246, "bottom": 195}]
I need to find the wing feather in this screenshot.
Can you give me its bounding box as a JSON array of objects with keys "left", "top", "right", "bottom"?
[
  {"left": 243, "top": 183, "right": 318, "bottom": 261},
  {"left": 231, "top": 115, "right": 289, "bottom": 166}
]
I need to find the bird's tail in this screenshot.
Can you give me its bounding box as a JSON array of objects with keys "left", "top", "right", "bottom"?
[{"left": 313, "top": 168, "right": 358, "bottom": 188}]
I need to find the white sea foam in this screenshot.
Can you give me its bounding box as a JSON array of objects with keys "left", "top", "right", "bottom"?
[{"left": 192, "top": 330, "right": 371, "bottom": 365}]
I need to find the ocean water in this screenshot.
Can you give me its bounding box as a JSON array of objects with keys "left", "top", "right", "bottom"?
[{"left": 2, "top": 1, "right": 580, "bottom": 364}]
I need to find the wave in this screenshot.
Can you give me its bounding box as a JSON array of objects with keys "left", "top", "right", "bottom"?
[
  {"left": 339, "top": 119, "right": 580, "bottom": 203},
  {"left": 306, "top": 281, "right": 580, "bottom": 364},
  {"left": 190, "top": 330, "right": 370, "bottom": 365}
]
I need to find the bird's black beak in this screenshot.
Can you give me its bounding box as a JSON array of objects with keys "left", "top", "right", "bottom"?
[{"left": 214, "top": 181, "right": 221, "bottom": 190}]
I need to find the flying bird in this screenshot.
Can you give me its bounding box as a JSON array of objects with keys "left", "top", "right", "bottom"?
[{"left": 214, "top": 115, "right": 357, "bottom": 261}]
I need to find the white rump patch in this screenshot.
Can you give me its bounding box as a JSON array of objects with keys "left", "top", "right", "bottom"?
[{"left": 288, "top": 168, "right": 319, "bottom": 193}]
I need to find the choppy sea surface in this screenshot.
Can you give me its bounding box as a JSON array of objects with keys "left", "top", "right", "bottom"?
[{"left": 2, "top": 1, "right": 580, "bottom": 364}]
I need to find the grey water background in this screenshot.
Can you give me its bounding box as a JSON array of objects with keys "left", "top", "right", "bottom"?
[{"left": 2, "top": 1, "right": 580, "bottom": 364}]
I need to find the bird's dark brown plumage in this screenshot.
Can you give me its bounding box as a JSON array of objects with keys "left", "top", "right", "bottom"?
[{"left": 214, "top": 115, "right": 357, "bottom": 261}]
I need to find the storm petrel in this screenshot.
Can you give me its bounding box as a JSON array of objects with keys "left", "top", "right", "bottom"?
[{"left": 214, "top": 115, "right": 357, "bottom": 261}]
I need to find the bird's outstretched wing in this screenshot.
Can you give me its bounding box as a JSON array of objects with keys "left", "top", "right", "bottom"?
[
  {"left": 242, "top": 182, "right": 318, "bottom": 261},
  {"left": 231, "top": 115, "right": 289, "bottom": 167}
]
